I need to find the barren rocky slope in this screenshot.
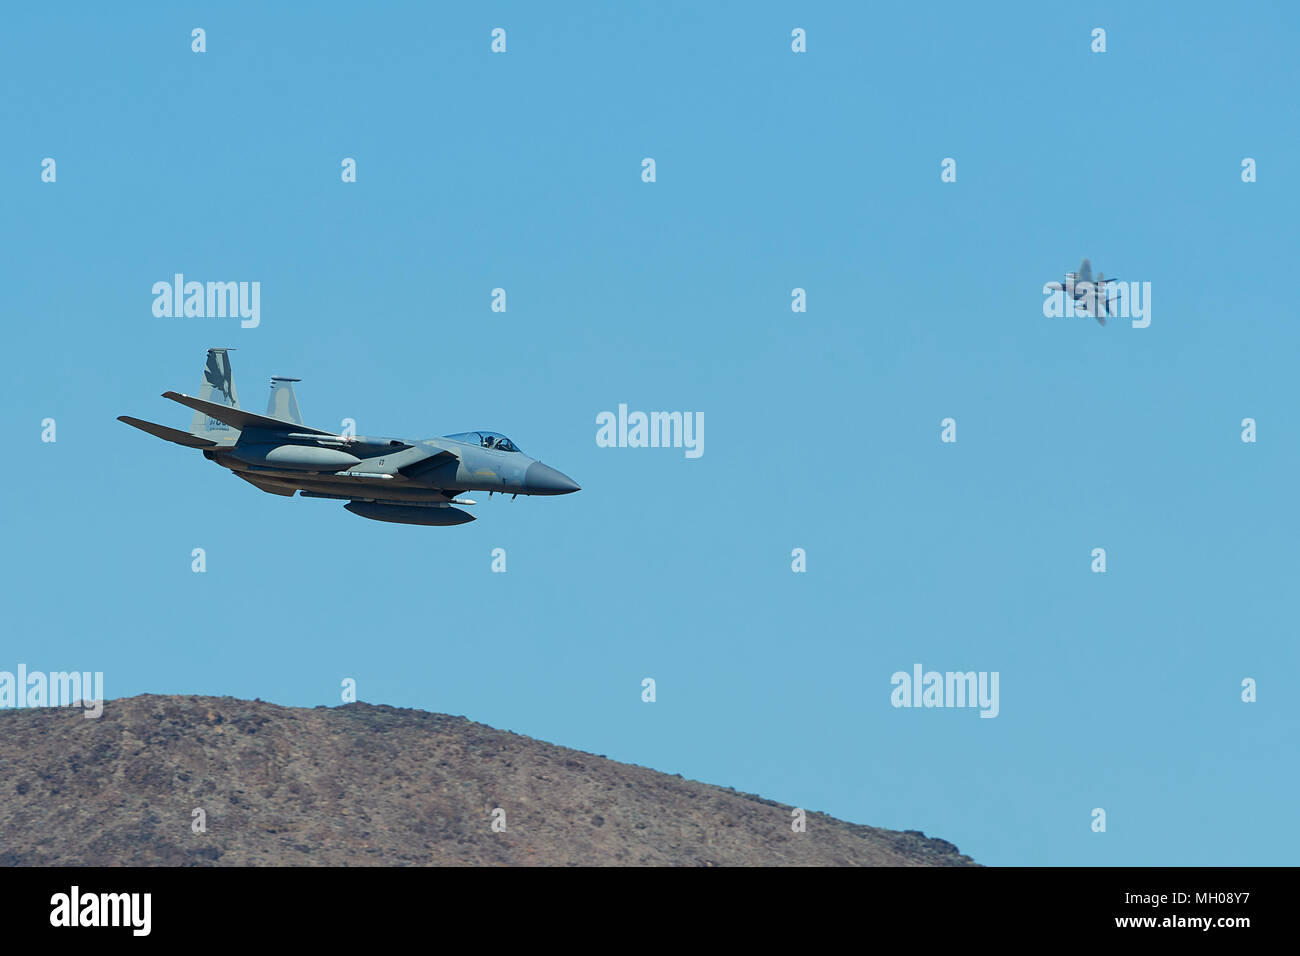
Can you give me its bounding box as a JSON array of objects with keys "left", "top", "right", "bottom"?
[{"left": 0, "top": 695, "right": 976, "bottom": 866}]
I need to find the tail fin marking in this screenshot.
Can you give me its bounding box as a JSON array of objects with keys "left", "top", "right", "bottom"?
[{"left": 189, "top": 348, "right": 241, "bottom": 442}]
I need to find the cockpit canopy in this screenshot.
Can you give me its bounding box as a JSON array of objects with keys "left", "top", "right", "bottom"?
[{"left": 444, "top": 431, "right": 523, "bottom": 453}]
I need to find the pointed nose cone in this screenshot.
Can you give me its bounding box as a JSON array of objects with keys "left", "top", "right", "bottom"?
[{"left": 525, "top": 462, "right": 581, "bottom": 495}]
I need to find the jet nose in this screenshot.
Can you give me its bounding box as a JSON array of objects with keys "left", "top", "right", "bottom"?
[{"left": 525, "top": 462, "right": 581, "bottom": 495}]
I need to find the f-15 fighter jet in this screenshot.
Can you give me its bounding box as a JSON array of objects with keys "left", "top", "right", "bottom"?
[
  {"left": 1044, "top": 257, "right": 1119, "bottom": 325},
  {"left": 118, "top": 348, "right": 580, "bottom": 526}
]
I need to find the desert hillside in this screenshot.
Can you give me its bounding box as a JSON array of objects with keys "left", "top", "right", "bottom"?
[{"left": 0, "top": 695, "right": 976, "bottom": 866}]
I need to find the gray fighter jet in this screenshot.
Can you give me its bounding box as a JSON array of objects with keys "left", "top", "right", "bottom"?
[
  {"left": 1045, "top": 258, "right": 1119, "bottom": 325},
  {"left": 118, "top": 348, "right": 580, "bottom": 525}
]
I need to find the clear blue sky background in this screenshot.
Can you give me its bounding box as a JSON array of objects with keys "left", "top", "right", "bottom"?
[{"left": 3, "top": 2, "right": 1297, "bottom": 866}]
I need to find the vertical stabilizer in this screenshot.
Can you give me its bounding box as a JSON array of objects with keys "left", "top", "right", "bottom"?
[
  {"left": 189, "top": 347, "right": 241, "bottom": 442},
  {"left": 266, "top": 376, "right": 304, "bottom": 426}
]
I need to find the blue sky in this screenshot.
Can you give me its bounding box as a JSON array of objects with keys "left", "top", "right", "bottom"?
[{"left": 3, "top": 2, "right": 1297, "bottom": 866}]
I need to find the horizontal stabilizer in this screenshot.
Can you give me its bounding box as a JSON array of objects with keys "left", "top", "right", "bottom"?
[
  {"left": 117, "top": 416, "right": 218, "bottom": 448},
  {"left": 162, "top": 391, "right": 336, "bottom": 436}
]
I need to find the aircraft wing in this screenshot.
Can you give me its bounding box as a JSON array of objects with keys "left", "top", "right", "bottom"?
[
  {"left": 397, "top": 449, "right": 460, "bottom": 481},
  {"left": 161, "top": 391, "right": 337, "bottom": 436},
  {"left": 117, "top": 415, "right": 219, "bottom": 448}
]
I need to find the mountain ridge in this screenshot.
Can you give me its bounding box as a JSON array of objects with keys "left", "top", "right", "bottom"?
[{"left": 0, "top": 694, "right": 977, "bottom": 866}]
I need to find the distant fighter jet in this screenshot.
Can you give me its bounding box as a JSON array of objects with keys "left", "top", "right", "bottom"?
[
  {"left": 1045, "top": 258, "right": 1119, "bottom": 325},
  {"left": 118, "top": 348, "right": 580, "bottom": 526}
]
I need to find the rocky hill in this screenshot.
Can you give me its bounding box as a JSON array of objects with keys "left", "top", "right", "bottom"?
[{"left": 0, "top": 695, "right": 976, "bottom": 866}]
